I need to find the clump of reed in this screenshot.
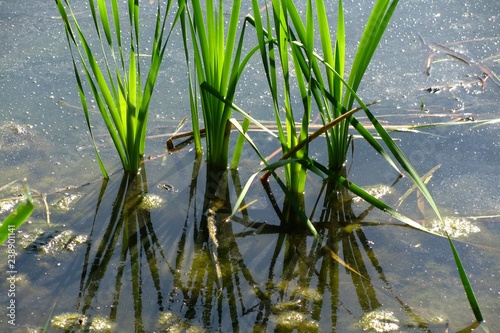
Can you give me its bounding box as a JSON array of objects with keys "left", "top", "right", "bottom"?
[
  {"left": 230, "top": 0, "right": 484, "bottom": 324},
  {"left": 178, "top": 0, "right": 259, "bottom": 170},
  {"left": 55, "top": 0, "right": 176, "bottom": 177},
  {"left": 243, "top": 0, "right": 411, "bottom": 231}
]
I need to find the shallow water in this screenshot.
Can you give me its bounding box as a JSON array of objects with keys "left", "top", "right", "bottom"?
[{"left": 1, "top": 0, "right": 499, "bottom": 332}]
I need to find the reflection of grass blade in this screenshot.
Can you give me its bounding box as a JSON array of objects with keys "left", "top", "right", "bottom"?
[
  {"left": 42, "top": 302, "right": 57, "bottom": 333},
  {"left": 77, "top": 170, "right": 166, "bottom": 325},
  {"left": 207, "top": 210, "right": 223, "bottom": 290},
  {"left": 312, "top": 158, "right": 487, "bottom": 325},
  {"left": 0, "top": 181, "right": 34, "bottom": 244},
  {"left": 328, "top": 245, "right": 368, "bottom": 280}
]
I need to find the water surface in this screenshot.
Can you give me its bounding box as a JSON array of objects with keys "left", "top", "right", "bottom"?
[{"left": 0, "top": 0, "right": 499, "bottom": 332}]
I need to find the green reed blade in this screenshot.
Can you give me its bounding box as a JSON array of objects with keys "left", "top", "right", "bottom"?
[
  {"left": 345, "top": 0, "right": 399, "bottom": 109},
  {"left": 309, "top": 159, "right": 438, "bottom": 235},
  {"left": 72, "top": 58, "right": 111, "bottom": 178},
  {"left": 306, "top": 59, "right": 403, "bottom": 174},
  {"left": 252, "top": 0, "right": 284, "bottom": 146},
  {"left": 228, "top": 119, "right": 318, "bottom": 236},
  {"left": 178, "top": 0, "right": 202, "bottom": 154},
  {"left": 447, "top": 236, "right": 484, "bottom": 323},
  {"left": 95, "top": 0, "right": 123, "bottom": 110},
  {"left": 110, "top": 0, "right": 122, "bottom": 56},
  {"left": 334, "top": 0, "right": 345, "bottom": 100},
  {"left": 200, "top": 82, "right": 276, "bottom": 138},
  {"left": 0, "top": 181, "right": 34, "bottom": 245},
  {"left": 96, "top": 0, "right": 112, "bottom": 46},
  {"left": 479, "top": 322, "right": 491, "bottom": 333},
  {"left": 231, "top": 116, "right": 250, "bottom": 170}
]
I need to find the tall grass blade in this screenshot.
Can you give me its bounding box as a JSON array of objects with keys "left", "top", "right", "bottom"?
[
  {"left": 178, "top": 0, "right": 202, "bottom": 155},
  {"left": 345, "top": 0, "right": 399, "bottom": 108},
  {"left": 42, "top": 302, "right": 57, "bottom": 333},
  {"left": 72, "top": 57, "right": 110, "bottom": 178},
  {"left": 199, "top": 82, "right": 277, "bottom": 138},
  {"left": 308, "top": 160, "right": 437, "bottom": 234}
]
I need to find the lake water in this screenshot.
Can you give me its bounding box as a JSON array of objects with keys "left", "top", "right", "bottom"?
[{"left": 1, "top": 0, "right": 499, "bottom": 332}]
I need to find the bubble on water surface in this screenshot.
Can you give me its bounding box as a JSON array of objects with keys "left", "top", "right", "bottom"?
[
  {"left": 359, "top": 310, "right": 400, "bottom": 332},
  {"left": 138, "top": 194, "right": 164, "bottom": 210},
  {"left": 428, "top": 216, "right": 480, "bottom": 238}
]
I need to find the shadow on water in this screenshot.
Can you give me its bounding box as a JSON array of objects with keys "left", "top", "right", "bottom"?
[{"left": 37, "top": 153, "right": 487, "bottom": 332}]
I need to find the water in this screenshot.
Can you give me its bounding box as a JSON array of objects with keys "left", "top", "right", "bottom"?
[{"left": 1, "top": 0, "right": 499, "bottom": 332}]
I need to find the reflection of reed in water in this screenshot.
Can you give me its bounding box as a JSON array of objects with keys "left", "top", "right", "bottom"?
[
  {"left": 168, "top": 161, "right": 264, "bottom": 331},
  {"left": 70, "top": 159, "right": 472, "bottom": 331},
  {"left": 76, "top": 168, "right": 167, "bottom": 332},
  {"left": 165, "top": 158, "right": 434, "bottom": 331}
]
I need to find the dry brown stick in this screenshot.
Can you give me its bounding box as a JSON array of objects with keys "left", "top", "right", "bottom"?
[
  {"left": 41, "top": 193, "right": 51, "bottom": 225},
  {"left": 420, "top": 35, "right": 500, "bottom": 87},
  {"left": 428, "top": 41, "right": 472, "bottom": 65}
]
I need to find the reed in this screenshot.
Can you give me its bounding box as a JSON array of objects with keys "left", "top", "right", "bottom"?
[
  {"left": 55, "top": 0, "right": 176, "bottom": 177},
  {"left": 178, "top": 0, "right": 255, "bottom": 169},
  {"left": 238, "top": 1, "right": 486, "bottom": 324},
  {"left": 247, "top": 0, "right": 314, "bottom": 228}
]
